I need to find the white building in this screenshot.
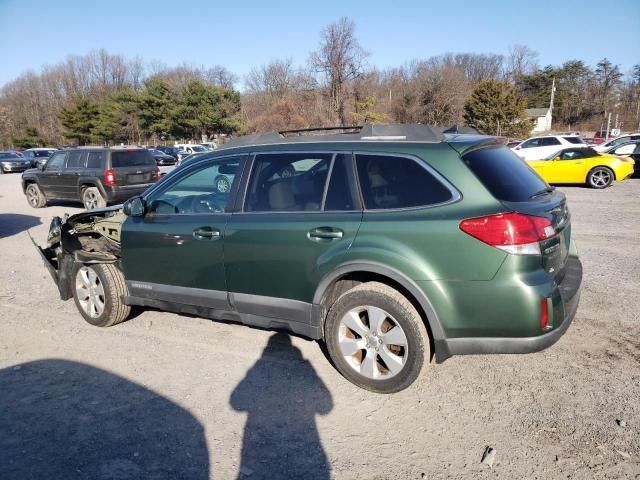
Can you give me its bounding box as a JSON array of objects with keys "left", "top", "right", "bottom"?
[{"left": 526, "top": 108, "right": 552, "bottom": 133}]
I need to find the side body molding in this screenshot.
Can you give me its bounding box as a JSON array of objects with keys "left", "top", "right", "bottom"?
[{"left": 312, "top": 261, "right": 451, "bottom": 363}]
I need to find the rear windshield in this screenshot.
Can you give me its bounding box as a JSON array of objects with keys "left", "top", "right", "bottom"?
[
  {"left": 463, "top": 146, "right": 548, "bottom": 202},
  {"left": 110, "top": 150, "right": 154, "bottom": 167},
  {"left": 34, "top": 150, "right": 55, "bottom": 157},
  {"left": 0, "top": 152, "right": 20, "bottom": 159}
]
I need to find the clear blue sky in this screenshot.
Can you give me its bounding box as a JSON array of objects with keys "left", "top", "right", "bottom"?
[{"left": 0, "top": 0, "right": 638, "bottom": 89}]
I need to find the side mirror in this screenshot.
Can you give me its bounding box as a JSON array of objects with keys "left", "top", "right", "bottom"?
[
  {"left": 123, "top": 196, "right": 145, "bottom": 217},
  {"left": 553, "top": 156, "right": 561, "bottom": 161}
]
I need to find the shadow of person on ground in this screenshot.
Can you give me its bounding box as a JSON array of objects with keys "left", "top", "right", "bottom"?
[
  {"left": 0, "top": 214, "right": 40, "bottom": 239},
  {"left": 0, "top": 359, "right": 209, "bottom": 480},
  {"left": 231, "top": 332, "right": 333, "bottom": 480}
]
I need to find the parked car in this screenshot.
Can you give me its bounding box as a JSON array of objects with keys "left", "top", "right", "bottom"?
[
  {"left": 0, "top": 151, "right": 32, "bottom": 173},
  {"left": 22, "top": 148, "right": 58, "bottom": 167},
  {"left": 31, "top": 124, "right": 582, "bottom": 393},
  {"left": 511, "top": 135, "right": 587, "bottom": 160},
  {"left": 155, "top": 146, "right": 180, "bottom": 159},
  {"left": 21, "top": 147, "right": 159, "bottom": 210},
  {"left": 603, "top": 141, "right": 640, "bottom": 177},
  {"left": 526, "top": 146, "right": 634, "bottom": 188},
  {"left": 593, "top": 133, "right": 640, "bottom": 152},
  {"left": 174, "top": 144, "right": 209, "bottom": 156},
  {"left": 147, "top": 149, "right": 177, "bottom": 176},
  {"left": 199, "top": 142, "right": 217, "bottom": 150}
]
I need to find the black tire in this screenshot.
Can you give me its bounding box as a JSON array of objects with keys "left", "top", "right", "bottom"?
[
  {"left": 82, "top": 186, "right": 106, "bottom": 210},
  {"left": 25, "top": 183, "right": 47, "bottom": 208},
  {"left": 324, "top": 281, "right": 430, "bottom": 394},
  {"left": 587, "top": 167, "right": 614, "bottom": 189},
  {"left": 71, "top": 263, "right": 131, "bottom": 327}
]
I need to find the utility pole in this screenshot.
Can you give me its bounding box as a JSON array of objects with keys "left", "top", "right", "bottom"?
[
  {"left": 605, "top": 112, "right": 612, "bottom": 142},
  {"left": 548, "top": 77, "right": 556, "bottom": 131}
]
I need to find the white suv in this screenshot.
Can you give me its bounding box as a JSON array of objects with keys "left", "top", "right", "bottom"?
[{"left": 511, "top": 135, "right": 587, "bottom": 160}]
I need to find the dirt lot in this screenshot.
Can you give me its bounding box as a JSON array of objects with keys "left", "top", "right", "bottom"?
[{"left": 0, "top": 173, "right": 639, "bottom": 480}]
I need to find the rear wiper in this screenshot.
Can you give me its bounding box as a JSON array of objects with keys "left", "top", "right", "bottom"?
[{"left": 530, "top": 186, "right": 555, "bottom": 199}]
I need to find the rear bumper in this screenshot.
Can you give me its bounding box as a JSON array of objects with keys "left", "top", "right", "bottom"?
[
  {"left": 104, "top": 184, "right": 154, "bottom": 203},
  {"left": 439, "top": 255, "right": 582, "bottom": 358}
]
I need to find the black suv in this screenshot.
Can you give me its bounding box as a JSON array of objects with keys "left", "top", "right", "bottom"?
[{"left": 22, "top": 147, "right": 159, "bottom": 210}]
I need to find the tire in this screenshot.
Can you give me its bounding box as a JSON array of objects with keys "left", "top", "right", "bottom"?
[
  {"left": 82, "top": 186, "right": 106, "bottom": 210},
  {"left": 25, "top": 183, "right": 47, "bottom": 208},
  {"left": 71, "top": 263, "right": 131, "bottom": 327},
  {"left": 587, "top": 167, "right": 614, "bottom": 189},
  {"left": 214, "top": 174, "right": 231, "bottom": 193},
  {"left": 324, "top": 281, "right": 430, "bottom": 394}
]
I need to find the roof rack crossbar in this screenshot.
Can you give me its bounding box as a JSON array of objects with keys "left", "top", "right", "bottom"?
[{"left": 279, "top": 126, "right": 363, "bottom": 136}]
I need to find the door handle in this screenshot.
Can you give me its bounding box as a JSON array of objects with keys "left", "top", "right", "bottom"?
[
  {"left": 308, "top": 227, "right": 344, "bottom": 240},
  {"left": 575, "top": 162, "right": 583, "bottom": 165},
  {"left": 193, "top": 227, "right": 221, "bottom": 240}
]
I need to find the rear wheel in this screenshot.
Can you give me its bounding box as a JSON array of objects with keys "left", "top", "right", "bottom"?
[
  {"left": 82, "top": 186, "right": 106, "bottom": 210},
  {"left": 324, "top": 282, "right": 430, "bottom": 394},
  {"left": 587, "top": 167, "right": 614, "bottom": 189},
  {"left": 72, "top": 263, "right": 130, "bottom": 327},
  {"left": 25, "top": 183, "right": 47, "bottom": 208}
]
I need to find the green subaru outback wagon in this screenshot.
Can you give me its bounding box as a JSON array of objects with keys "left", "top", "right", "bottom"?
[{"left": 33, "top": 124, "right": 582, "bottom": 393}]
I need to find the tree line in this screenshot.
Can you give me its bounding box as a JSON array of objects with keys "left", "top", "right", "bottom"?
[{"left": 1, "top": 18, "right": 638, "bottom": 148}]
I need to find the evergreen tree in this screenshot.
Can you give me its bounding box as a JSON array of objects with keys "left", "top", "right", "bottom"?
[
  {"left": 171, "top": 80, "right": 242, "bottom": 140},
  {"left": 137, "top": 77, "right": 174, "bottom": 141},
  {"left": 463, "top": 80, "right": 531, "bottom": 137},
  {"left": 59, "top": 97, "right": 98, "bottom": 145},
  {"left": 12, "top": 126, "right": 47, "bottom": 148}
]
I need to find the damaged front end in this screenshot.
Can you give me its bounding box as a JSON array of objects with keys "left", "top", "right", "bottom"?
[{"left": 30, "top": 207, "right": 126, "bottom": 300}]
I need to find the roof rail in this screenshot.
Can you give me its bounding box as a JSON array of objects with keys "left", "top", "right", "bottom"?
[{"left": 220, "top": 123, "right": 445, "bottom": 149}]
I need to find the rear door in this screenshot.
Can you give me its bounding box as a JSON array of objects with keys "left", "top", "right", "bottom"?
[
  {"left": 59, "top": 150, "right": 86, "bottom": 198},
  {"left": 109, "top": 150, "right": 157, "bottom": 187},
  {"left": 224, "top": 152, "right": 362, "bottom": 318}
]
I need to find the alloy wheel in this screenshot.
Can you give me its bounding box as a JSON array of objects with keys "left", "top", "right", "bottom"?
[
  {"left": 75, "top": 267, "right": 105, "bottom": 318},
  {"left": 591, "top": 170, "right": 611, "bottom": 187},
  {"left": 26, "top": 185, "right": 39, "bottom": 207},
  {"left": 84, "top": 190, "right": 98, "bottom": 209},
  {"left": 338, "top": 305, "right": 409, "bottom": 380}
]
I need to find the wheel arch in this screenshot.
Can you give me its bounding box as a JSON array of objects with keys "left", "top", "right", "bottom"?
[
  {"left": 313, "top": 261, "right": 451, "bottom": 362},
  {"left": 587, "top": 165, "right": 616, "bottom": 182}
]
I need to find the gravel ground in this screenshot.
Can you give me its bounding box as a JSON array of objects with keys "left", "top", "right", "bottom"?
[{"left": 0, "top": 173, "right": 639, "bottom": 480}]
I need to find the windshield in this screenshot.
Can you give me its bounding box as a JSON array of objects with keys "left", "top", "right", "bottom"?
[
  {"left": 463, "top": 146, "right": 548, "bottom": 202},
  {"left": 190, "top": 145, "right": 207, "bottom": 152},
  {"left": 0, "top": 152, "right": 21, "bottom": 159}
]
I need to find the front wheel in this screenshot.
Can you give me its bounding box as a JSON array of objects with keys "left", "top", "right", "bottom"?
[
  {"left": 72, "top": 263, "right": 131, "bottom": 327},
  {"left": 587, "top": 167, "right": 614, "bottom": 189},
  {"left": 214, "top": 174, "right": 231, "bottom": 193},
  {"left": 82, "top": 186, "right": 106, "bottom": 210},
  {"left": 324, "top": 282, "right": 430, "bottom": 394},
  {"left": 25, "top": 183, "right": 47, "bottom": 208}
]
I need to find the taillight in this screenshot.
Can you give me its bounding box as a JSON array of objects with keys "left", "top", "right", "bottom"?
[
  {"left": 540, "top": 298, "right": 550, "bottom": 330},
  {"left": 459, "top": 212, "right": 556, "bottom": 255},
  {"left": 104, "top": 169, "right": 116, "bottom": 186}
]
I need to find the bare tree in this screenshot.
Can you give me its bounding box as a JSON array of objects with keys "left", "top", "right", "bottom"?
[
  {"left": 309, "top": 17, "right": 368, "bottom": 125},
  {"left": 505, "top": 44, "right": 539, "bottom": 81}
]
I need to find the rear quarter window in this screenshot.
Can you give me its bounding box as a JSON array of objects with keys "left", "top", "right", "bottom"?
[
  {"left": 110, "top": 151, "right": 155, "bottom": 168},
  {"left": 463, "top": 146, "right": 548, "bottom": 202}
]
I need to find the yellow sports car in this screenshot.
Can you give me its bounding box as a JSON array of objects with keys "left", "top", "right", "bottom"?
[{"left": 527, "top": 147, "right": 635, "bottom": 189}]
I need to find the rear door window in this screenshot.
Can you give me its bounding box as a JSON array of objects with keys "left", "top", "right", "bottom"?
[
  {"left": 86, "top": 151, "right": 105, "bottom": 169},
  {"left": 541, "top": 137, "right": 561, "bottom": 146},
  {"left": 110, "top": 150, "right": 155, "bottom": 167},
  {"left": 66, "top": 151, "right": 86, "bottom": 168},
  {"left": 463, "top": 146, "right": 548, "bottom": 202},
  {"left": 355, "top": 154, "right": 453, "bottom": 210}
]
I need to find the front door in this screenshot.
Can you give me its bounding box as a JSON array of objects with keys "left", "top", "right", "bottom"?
[
  {"left": 37, "top": 151, "right": 67, "bottom": 198},
  {"left": 121, "top": 155, "right": 246, "bottom": 309},
  {"left": 545, "top": 150, "right": 589, "bottom": 183},
  {"left": 224, "top": 152, "right": 362, "bottom": 319}
]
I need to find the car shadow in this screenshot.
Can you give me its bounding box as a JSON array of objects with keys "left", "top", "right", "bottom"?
[
  {"left": 0, "top": 359, "right": 209, "bottom": 480},
  {"left": 0, "top": 213, "right": 41, "bottom": 239},
  {"left": 230, "top": 332, "right": 333, "bottom": 480}
]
